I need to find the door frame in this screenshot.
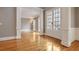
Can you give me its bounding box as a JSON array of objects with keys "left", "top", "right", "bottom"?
[
  {"left": 16, "top": 7, "right": 21, "bottom": 39},
  {"left": 16, "top": 7, "right": 44, "bottom": 38}
]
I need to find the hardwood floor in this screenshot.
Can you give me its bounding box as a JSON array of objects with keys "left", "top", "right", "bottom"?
[{"left": 0, "top": 32, "right": 79, "bottom": 51}]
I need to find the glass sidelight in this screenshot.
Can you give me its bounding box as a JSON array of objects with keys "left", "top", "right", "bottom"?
[
  {"left": 53, "top": 8, "right": 61, "bottom": 30},
  {"left": 47, "top": 13, "right": 53, "bottom": 31},
  {"left": 38, "top": 17, "right": 41, "bottom": 32}
]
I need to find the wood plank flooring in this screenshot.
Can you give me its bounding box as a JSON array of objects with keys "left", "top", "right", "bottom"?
[{"left": 0, "top": 32, "right": 79, "bottom": 51}]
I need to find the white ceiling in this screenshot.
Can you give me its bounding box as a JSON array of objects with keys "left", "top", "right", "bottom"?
[{"left": 21, "top": 7, "right": 41, "bottom": 19}]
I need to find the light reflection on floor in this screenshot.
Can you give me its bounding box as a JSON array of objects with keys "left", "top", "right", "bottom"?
[
  {"left": 46, "top": 42, "right": 53, "bottom": 51},
  {"left": 32, "top": 32, "right": 60, "bottom": 51},
  {"left": 17, "top": 32, "right": 65, "bottom": 51}
]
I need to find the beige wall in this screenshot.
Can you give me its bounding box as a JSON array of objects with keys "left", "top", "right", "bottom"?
[
  {"left": 71, "top": 8, "right": 75, "bottom": 28},
  {"left": 71, "top": 7, "right": 79, "bottom": 28},
  {"left": 61, "top": 7, "right": 70, "bottom": 30},
  {"left": 75, "top": 7, "right": 79, "bottom": 28},
  {"left": 61, "top": 7, "right": 79, "bottom": 28},
  {"left": 0, "top": 7, "right": 16, "bottom": 38}
]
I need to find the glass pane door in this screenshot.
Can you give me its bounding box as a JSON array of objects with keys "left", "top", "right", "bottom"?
[
  {"left": 53, "top": 8, "right": 61, "bottom": 30},
  {"left": 38, "top": 17, "right": 40, "bottom": 32},
  {"left": 47, "top": 14, "right": 53, "bottom": 31}
]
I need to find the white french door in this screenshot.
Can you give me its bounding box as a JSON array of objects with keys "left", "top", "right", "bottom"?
[
  {"left": 46, "top": 11, "right": 53, "bottom": 35},
  {"left": 53, "top": 8, "right": 61, "bottom": 39},
  {"left": 46, "top": 8, "right": 61, "bottom": 39}
]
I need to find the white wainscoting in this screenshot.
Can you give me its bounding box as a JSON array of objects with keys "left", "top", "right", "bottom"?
[
  {"left": 68, "top": 28, "right": 75, "bottom": 45},
  {"left": 61, "top": 28, "right": 79, "bottom": 47},
  {"left": 74, "top": 28, "right": 79, "bottom": 40},
  {"left": 45, "top": 28, "right": 77, "bottom": 47}
]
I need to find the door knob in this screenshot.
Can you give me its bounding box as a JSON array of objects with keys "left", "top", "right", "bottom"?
[{"left": 51, "top": 22, "right": 53, "bottom": 25}]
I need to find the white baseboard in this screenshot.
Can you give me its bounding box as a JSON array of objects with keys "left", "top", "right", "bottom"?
[
  {"left": 61, "top": 41, "right": 71, "bottom": 47},
  {"left": 39, "top": 33, "right": 45, "bottom": 35},
  {"left": 16, "top": 36, "right": 21, "bottom": 39},
  {"left": 0, "top": 36, "right": 16, "bottom": 41},
  {"left": 21, "top": 29, "right": 31, "bottom": 32}
]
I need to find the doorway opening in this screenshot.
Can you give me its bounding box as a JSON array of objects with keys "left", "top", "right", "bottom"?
[{"left": 16, "top": 7, "right": 43, "bottom": 38}]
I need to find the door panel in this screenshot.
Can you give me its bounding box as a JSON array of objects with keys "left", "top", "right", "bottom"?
[{"left": 53, "top": 8, "right": 61, "bottom": 39}]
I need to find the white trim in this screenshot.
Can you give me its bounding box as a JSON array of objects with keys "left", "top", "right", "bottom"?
[
  {"left": 39, "top": 32, "right": 45, "bottom": 35},
  {"left": 0, "top": 36, "right": 16, "bottom": 41},
  {"left": 68, "top": 28, "right": 79, "bottom": 41},
  {"left": 74, "top": 28, "right": 79, "bottom": 40},
  {"left": 69, "top": 28, "right": 79, "bottom": 40},
  {"left": 21, "top": 29, "right": 31, "bottom": 32},
  {"left": 61, "top": 28, "right": 76, "bottom": 47},
  {"left": 61, "top": 41, "right": 71, "bottom": 47},
  {"left": 44, "top": 33, "right": 62, "bottom": 40},
  {"left": 16, "top": 7, "right": 21, "bottom": 39},
  {"left": 68, "top": 28, "right": 75, "bottom": 45}
]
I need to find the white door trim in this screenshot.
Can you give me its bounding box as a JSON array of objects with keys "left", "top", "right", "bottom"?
[{"left": 16, "top": 7, "right": 21, "bottom": 39}]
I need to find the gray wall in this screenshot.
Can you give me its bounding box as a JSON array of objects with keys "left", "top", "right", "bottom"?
[
  {"left": 21, "top": 18, "right": 32, "bottom": 32},
  {"left": 75, "top": 7, "right": 79, "bottom": 28},
  {"left": 71, "top": 7, "right": 75, "bottom": 28},
  {"left": 0, "top": 7, "right": 16, "bottom": 38}
]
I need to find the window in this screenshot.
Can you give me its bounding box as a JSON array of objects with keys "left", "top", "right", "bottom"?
[{"left": 53, "top": 8, "right": 61, "bottom": 30}]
